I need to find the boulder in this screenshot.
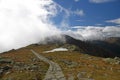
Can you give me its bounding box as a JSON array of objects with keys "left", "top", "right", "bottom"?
[
  {"left": 103, "top": 57, "right": 120, "bottom": 65},
  {"left": 0, "top": 58, "right": 13, "bottom": 64},
  {"left": 60, "top": 59, "right": 78, "bottom": 67},
  {"left": 63, "top": 44, "right": 79, "bottom": 51},
  {"left": 2, "top": 66, "right": 12, "bottom": 71},
  {"left": 0, "top": 69, "right": 4, "bottom": 75},
  {"left": 114, "top": 57, "right": 120, "bottom": 61}
]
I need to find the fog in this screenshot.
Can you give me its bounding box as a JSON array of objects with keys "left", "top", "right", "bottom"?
[
  {"left": 0, "top": 0, "right": 120, "bottom": 53},
  {"left": 0, "top": 0, "right": 61, "bottom": 53}
]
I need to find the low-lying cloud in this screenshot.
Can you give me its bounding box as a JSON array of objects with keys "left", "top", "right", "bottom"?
[{"left": 69, "top": 26, "right": 120, "bottom": 40}]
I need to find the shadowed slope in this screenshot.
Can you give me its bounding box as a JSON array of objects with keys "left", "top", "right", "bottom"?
[{"left": 63, "top": 35, "right": 116, "bottom": 58}]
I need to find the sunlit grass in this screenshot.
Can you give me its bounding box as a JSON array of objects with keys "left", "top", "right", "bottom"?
[{"left": 0, "top": 44, "right": 120, "bottom": 80}]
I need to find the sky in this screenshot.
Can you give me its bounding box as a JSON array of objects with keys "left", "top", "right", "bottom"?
[
  {"left": 0, "top": 0, "right": 120, "bottom": 53},
  {"left": 53, "top": 0, "right": 120, "bottom": 27}
]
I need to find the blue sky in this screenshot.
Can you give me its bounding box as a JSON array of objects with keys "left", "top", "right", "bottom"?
[{"left": 53, "top": 0, "right": 120, "bottom": 27}]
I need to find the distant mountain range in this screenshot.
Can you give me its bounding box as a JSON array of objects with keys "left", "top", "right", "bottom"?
[
  {"left": 89, "top": 37, "right": 120, "bottom": 57},
  {"left": 42, "top": 35, "right": 120, "bottom": 58}
]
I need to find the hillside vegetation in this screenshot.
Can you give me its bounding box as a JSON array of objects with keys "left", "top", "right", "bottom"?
[{"left": 0, "top": 44, "right": 120, "bottom": 80}]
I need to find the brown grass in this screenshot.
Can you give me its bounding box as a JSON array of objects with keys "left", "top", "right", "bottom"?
[{"left": 0, "top": 44, "right": 120, "bottom": 80}]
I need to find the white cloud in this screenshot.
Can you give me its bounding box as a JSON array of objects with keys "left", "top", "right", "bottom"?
[
  {"left": 106, "top": 18, "right": 120, "bottom": 24},
  {"left": 53, "top": 2, "right": 71, "bottom": 30},
  {"left": 89, "top": 0, "right": 114, "bottom": 3},
  {"left": 54, "top": 2, "right": 70, "bottom": 17},
  {"left": 74, "top": 0, "right": 79, "bottom": 2},
  {"left": 67, "top": 26, "right": 120, "bottom": 40},
  {"left": 95, "top": 24, "right": 103, "bottom": 26},
  {"left": 0, "top": 0, "right": 61, "bottom": 53},
  {"left": 74, "top": 9, "right": 85, "bottom": 16},
  {"left": 76, "top": 20, "right": 84, "bottom": 22}
]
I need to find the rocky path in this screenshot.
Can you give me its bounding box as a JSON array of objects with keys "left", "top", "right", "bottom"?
[{"left": 31, "top": 50, "right": 66, "bottom": 80}]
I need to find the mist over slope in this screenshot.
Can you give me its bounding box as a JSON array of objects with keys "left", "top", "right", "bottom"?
[{"left": 0, "top": 0, "right": 120, "bottom": 53}]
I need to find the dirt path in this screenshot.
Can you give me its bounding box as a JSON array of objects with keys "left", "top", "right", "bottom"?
[{"left": 31, "top": 50, "right": 66, "bottom": 80}]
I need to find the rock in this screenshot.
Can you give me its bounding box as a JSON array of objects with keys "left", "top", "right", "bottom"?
[
  {"left": 0, "top": 69, "right": 4, "bottom": 75},
  {"left": 86, "top": 72, "right": 93, "bottom": 78},
  {"left": 103, "top": 57, "right": 120, "bottom": 65},
  {"left": 5, "top": 71, "right": 11, "bottom": 75},
  {"left": 114, "top": 57, "right": 120, "bottom": 61},
  {"left": 102, "top": 67, "right": 106, "bottom": 70},
  {"left": 60, "top": 59, "right": 78, "bottom": 67},
  {"left": 69, "top": 62, "right": 78, "bottom": 68},
  {"left": 110, "top": 67, "right": 113, "bottom": 71},
  {"left": 77, "top": 72, "right": 86, "bottom": 79},
  {"left": 103, "top": 73, "right": 108, "bottom": 77},
  {"left": 77, "top": 73, "right": 82, "bottom": 79},
  {"left": 114, "top": 57, "right": 120, "bottom": 64},
  {"left": 15, "top": 62, "right": 25, "bottom": 67},
  {"left": 63, "top": 44, "right": 79, "bottom": 51},
  {"left": 115, "top": 61, "right": 120, "bottom": 64},
  {"left": 32, "top": 58, "right": 40, "bottom": 62},
  {"left": 68, "top": 74, "right": 74, "bottom": 80},
  {"left": 77, "top": 72, "right": 94, "bottom": 80},
  {"left": 13, "top": 65, "right": 21, "bottom": 70},
  {"left": 0, "top": 66, "right": 12, "bottom": 76},
  {"left": 47, "top": 57, "right": 53, "bottom": 60},
  {"left": 0, "top": 58, "right": 13, "bottom": 64},
  {"left": 103, "top": 58, "right": 114, "bottom": 64},
  {"left": 68, "top": 45, "right": 79, "bottom": 51},
  {"left": 24, "top": 66, "right": 31, "bottom": 70},
  {"left": 61, "top": 60, "right": 72, "bottom": 65},
  {"left": 30, "top": 64, "right": 39, "bottom": 71},
  {"left": 13, "top": 63, "right": 41, "bottom": 71},
  {"left": 2, "top": 66, "right": 12, "bottom": 71}
]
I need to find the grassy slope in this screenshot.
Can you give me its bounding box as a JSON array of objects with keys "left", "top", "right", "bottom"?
[{"left": 0, "top": 44, "right": 120, "bottom": 80}]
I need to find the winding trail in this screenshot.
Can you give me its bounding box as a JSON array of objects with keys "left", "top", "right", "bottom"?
[{"left": 31, "top": 50, "right": 66, "bottom": 80}]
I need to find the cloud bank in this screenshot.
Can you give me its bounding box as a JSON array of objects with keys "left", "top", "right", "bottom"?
[{"left": 68, "top": 26, "right": 120, "bottom": 40}]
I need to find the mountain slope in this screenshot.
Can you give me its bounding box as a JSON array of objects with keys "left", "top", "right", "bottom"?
[
  {"left": 38, "top": 35, "right": 120, "bottom": 58},
  {"left": 89, "top": 37, "right": 120, "bottom": 57},
  {"left": 63, "top": 35, "right": 118, "bottom": 58}
]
